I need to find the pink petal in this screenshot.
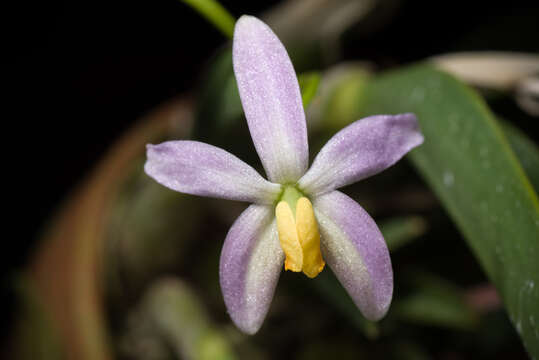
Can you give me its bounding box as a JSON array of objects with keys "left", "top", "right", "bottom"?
[
  {"left": 314, "top": 191, "right": 393, "bottom": 320},
  {"left": 220, "top": 204, "right": 284, "bottom": 334},
  {"left": 299, "top": 114, "right": 423, "bottom": 195},
  {"left": 233, "top": 15, "right": 308, "bottom": 183},
  {"left": 145, "top": 141, "right": 281, "bottom": 204}
]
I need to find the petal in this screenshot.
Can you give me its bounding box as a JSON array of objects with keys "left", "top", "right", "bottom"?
[
  {"left": 233, "top": 15, "right": 308, "bottom": 183},
  {"left": 220, "top": 204, "right": 284, "bottom": 334},
  {"left": 299, "top": 113, "right": 424, "bottom": 195},
  {"left": 145, "top": 141, "right": 281, "bottom": 204},
  {"left": 313, "top": 191, "right": 393, "bottom": 320}
]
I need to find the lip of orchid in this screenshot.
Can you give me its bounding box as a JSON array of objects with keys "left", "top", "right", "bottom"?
[{"left": 144, "top": 14, "right": 424, "bottom": 334}]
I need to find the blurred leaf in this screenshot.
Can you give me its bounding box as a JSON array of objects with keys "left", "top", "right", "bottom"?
[
  {"left": 144, "top": 278, "right": 237, "bottom": 360},
  {"left": 263, "top": 0, "right": 379, "bottom": 69},
  {"left": 393, "top": 272, "right": 479, "bottom": 330},
  {"left": 391, "top": 341, "right": 430, "bottom": 360},
  {"left": 106, "top": 177, "right": 202, "bottom": 297},
  {"left": 26, "top": 98, "right": 194, "bottom": 360},
  {"left": 194, "top": 48, "right": 242, "bottom": 142},
  {"left": 501, "top": 119, "right": 539, "bottom": 191},
  {"left": 295, "top": 338, "right": 367, "bottom": 360},
  {"left": 379, "top": 216, "right": 428, "bottom": 252},
  {"left": 430, "top": 52, "right": 539, "bottom": 91},
  {"left": 320, "top": 67, "right": 371, "bottom": 131},
  {"left": 358, "top": 65, "right": 539, "bottom": 356},
  {"left": 310, "top": 269, "right": 380, "bottom": 339},
  {"left": 13, "top": 277, "right": 62, "bottom": 360},
  {"left": 309, "top": 214, "right": 428, "bottom": 339},
  {"left": 298, "top": 72, "right": 321, "bottom": 108},
  {"left": 181, "top": 0, "right": 235, "bottom": 38}
]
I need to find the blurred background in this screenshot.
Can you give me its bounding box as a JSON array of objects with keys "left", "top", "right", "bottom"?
[{"left": 4, "top": 0, "right": 539, "bottom": 359}]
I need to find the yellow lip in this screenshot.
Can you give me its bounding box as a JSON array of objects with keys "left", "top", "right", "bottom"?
[{"left": 275, "top": 197, "right": 325, "bottom": 278}]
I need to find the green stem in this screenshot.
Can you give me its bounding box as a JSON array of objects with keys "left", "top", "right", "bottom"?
[{"left": 181, "top": 0, "right": 235, "bottom": 39}]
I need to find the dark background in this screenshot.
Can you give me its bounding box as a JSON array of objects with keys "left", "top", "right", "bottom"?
[{"left": 4, "top": 0, "right": 538, "bottom": 341}]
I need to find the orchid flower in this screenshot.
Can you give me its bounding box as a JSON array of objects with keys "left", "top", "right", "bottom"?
[{"left": 144, "top": 15, "right": 424, "bottom": 334}]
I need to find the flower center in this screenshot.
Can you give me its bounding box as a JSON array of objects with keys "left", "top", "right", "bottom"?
[{"left": 275, "top": 186, "right": 325, "bottom": 278}]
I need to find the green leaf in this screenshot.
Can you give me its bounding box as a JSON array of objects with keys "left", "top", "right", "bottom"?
[
  {"left": 393, "top": 272, "right": 479, "bottom": 330},
  {"left": 13, "top": 277, "right": 62, "bottom": 360},
  {"left": 391, "top": 341, "right": 430, "bottom": 360},
  {"left": 298, "top": 72, "right": 321, "bottom": 108},
  {"left": 358, "top": 65, "right": 539, "bottom": 357},
  {"left": 379, "top": 216, "right": 428, "bottom": 252},
  {"left": 181, "top": 0, "right": 235, "bottom": 38},
  {"left": 320, "top": 67, "right": 371, "bottom": 131},
  {"left": 105, "top": 178, "right": 203, "bottom": 299},
  {"left": 501, "top": 119, "right": 539, "bottom": 191},
  {"left": 308, "top": 215, "right": 428, "bottom": 339},
  {"left": 144, "top": 278, "right": 237, "bottom": 360},
  {"left": 310, "top": 269, "right": 380, "bottom": 339},
  {"left": 194, "top": 48, "right": 243, "bottom": 142}
]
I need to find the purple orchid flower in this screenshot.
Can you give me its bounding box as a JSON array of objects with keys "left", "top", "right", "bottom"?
[{"left": 145, "top": 15, "right": 424, "bottom": 334}]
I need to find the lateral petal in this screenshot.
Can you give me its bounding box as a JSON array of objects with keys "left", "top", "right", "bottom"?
[
  {"left": 219, "top": 205, "right": 284, "bottom": 334},
  {"left": 313, "top": 191, "right": 393, "bottom": 320},
  {"left": 299, "top": 114, "right": 423, "bottom": 195},
  {"left": 145, "top": 141, "right": 281, "bottom": 204}
]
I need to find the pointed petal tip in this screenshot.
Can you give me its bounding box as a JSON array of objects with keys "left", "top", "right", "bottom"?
[
  {"left": 362, "top": 286, "right": 393, "bottom": 321},
  {"left": 231, "top": 316, "right": 263, "bottom": 335},
  {"left": 400, "top": 112, "right": 424, "bottom": 146},
  {"left": 145, "top": 143, "right": 155, "bottom": 151},
  {"left": 144, "top": 143, "right": 158, "bottom": 175},
  {"left": 234, "top": 15, "right": 266, "bottom": 34},
  {"left": 235, "top": 14, "right": 258, "bottom": 26},
  {"left": 233, "top": 16, "right": 264, "bottom": 43}
]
